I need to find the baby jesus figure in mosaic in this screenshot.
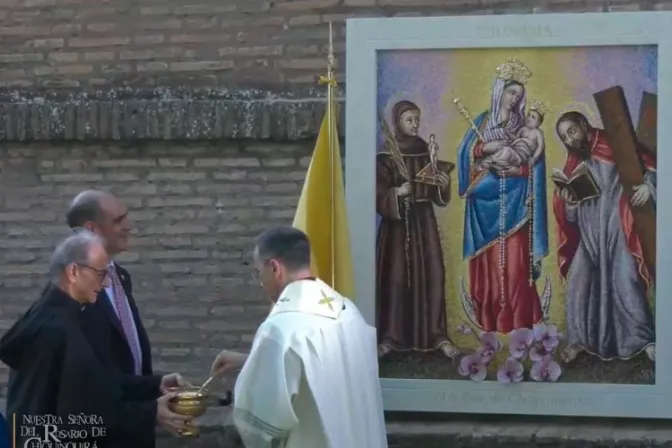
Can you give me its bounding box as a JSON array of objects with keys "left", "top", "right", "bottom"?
[{"left": 479, "top": 100, "right": 548, "bottom": 172}]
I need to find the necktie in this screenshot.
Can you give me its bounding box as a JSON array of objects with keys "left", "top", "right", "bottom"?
[{"left": 108, "top": 266, "right": 142, "bottom": 375}]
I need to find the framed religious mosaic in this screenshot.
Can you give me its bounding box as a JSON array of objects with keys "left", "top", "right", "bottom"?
[{"left": 345, "top": 11, "right": 672, "bottom": 418}]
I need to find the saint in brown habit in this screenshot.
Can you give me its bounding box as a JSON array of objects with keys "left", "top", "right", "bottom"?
[{"left": 375, "top": 100, "right": 458, "bottom": 357}]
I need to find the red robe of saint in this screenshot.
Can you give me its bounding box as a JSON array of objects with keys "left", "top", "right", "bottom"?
[{"left": 553, "top": 128, "right": 655, "bottom": 288}]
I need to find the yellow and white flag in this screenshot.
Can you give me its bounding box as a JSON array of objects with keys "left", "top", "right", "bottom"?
[{"left": 292, "top": 99, "right": 355, "bottom": 298}]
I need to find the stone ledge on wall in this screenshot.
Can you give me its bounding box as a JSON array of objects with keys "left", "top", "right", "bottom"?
[
  {"left": 154, "top": 407, "right": 672, "bottom": 448},
  {"left": 0, "top": 87, "right": 344, "bottom": 142}
]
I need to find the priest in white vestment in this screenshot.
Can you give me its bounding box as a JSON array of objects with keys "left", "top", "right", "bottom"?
[{"left": 211, "top": 226, "right": 388, "bottom": 448}]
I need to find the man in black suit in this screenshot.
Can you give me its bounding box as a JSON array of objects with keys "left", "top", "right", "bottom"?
[
  {"left": 1, "top": 231, "right": 192, "bottom": 447},
  {"left": 66, "top": 190, "right": 186, "bottom": 445}
]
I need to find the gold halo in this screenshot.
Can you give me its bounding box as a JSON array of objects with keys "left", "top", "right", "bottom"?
[{"left": 557, "top": 100, "right": 602, "bottom": 128}]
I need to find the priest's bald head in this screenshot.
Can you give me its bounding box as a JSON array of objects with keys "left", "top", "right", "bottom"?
[
  {"left": 66, "top": 189, "right": 131, "bottom": 256},
  {"left": 253, "top": 226, "right": 312, "bottom": 302}
]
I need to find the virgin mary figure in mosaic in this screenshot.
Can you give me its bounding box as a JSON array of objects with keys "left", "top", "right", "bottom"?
[{"left": 456, "top": 59, "right": 550, "bottom": 334}]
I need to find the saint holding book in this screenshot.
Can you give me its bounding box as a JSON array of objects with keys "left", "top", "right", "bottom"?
[
  {"left": 553, "top": 110, "right": 656, "bottom": 363},
  {"left": 551, "top": 162, "right": 601, "bottom": 205}
]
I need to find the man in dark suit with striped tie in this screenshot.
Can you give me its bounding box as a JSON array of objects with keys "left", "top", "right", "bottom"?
[{"left": 66, "top": 190, "right": 188, "bottom": 445}]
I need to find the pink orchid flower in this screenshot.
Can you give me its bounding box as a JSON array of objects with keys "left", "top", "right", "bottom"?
[
  {"left": 457, "top": 323, "right": 473, "bottom": 335},
  {"left": 476, "top": 332, "right": 501, "bottom": 363},
  {"left": 458, "top": 353, "right": 487, "bottom": 382},
  {"left": 497, "top": 357, "right": 524, "bottom": 384},
  {"left": 508, "top": 328, "right": 533, "bottom": 359},
  {"left": 532, "top": 323, "right": 560, "bottom": 351},
  {"left": 530, "top": 355, "right": 562, "bottom": 382},
  {"left": 529, "top": 341, "right": 553, "bottom": 362}
]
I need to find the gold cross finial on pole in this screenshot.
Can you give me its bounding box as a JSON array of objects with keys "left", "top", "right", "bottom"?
[
  {"left": 315, "top": 22, "right": 337, "bottom": 290},
  {"left": 318, "top": 22, "right": 336, "bottom": 87}
]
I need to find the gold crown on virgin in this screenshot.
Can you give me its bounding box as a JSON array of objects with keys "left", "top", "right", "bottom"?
[
  {"left": 528, "top": 100, "right": 548, "bottom": 116},
  {"left": 495, "top": 59, "right": 532, "bottom": 85}
]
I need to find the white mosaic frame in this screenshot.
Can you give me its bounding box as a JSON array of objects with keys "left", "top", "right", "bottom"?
[{"left": 345, "top": 11, "right": 672, "bottom": 418}]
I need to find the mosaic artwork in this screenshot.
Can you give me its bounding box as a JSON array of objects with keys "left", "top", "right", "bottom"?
[{"left": 375, "top": 46, "right": 658, "bottom": 385}]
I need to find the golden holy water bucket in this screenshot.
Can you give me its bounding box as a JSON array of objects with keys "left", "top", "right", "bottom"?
[
  {"left": 167, "top": 386, "right": 209, "bottom": 437},
  {"left": 167, "top": 386, "right": 234, "bottom": 437}
]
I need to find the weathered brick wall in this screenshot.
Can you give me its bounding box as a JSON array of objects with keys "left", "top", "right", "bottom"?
[
  {"left": 1, "top": 0, "right": 670, "bottom": 393},
  {"left": 1, "top": 0, "right": 667, "bottom": 90},
  {"left": 0, "top": 141, "right": 312, "bottom": 388}
]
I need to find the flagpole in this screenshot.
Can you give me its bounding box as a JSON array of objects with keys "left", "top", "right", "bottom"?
[{"left": 319, "top": 22, "right": 337, "bottom": 289}]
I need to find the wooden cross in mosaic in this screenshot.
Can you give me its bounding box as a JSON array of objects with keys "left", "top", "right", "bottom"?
[{"left": 593, "top": 86, "right": 657, "bottom": 275}]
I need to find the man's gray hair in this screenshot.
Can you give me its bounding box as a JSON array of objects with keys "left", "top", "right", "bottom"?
[{"left": 49, "top": 231, "right": 105, "bottom": 282}]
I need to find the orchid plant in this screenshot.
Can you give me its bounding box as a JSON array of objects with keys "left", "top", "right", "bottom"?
[{"left": 456, "top": 322, "right": 562, "bottom": 383}]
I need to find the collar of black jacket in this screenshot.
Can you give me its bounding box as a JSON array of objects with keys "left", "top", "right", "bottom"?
[{"left": 44, "top": 283, "right": 88, "bottom": 314}]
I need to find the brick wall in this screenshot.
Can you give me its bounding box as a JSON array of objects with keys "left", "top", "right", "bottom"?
[
  {"left": 1, "top": 0, "right": 670, "bottom": 392},
  {"left": 1, "top": 0, "right": 668, "bottom": 90},
  {"left": 0, "top": 141, "right": 312, "bottom": 388}
]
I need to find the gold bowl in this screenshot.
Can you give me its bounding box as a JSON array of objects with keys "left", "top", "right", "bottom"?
[{"left": 167, "top": 386, "right": 209, "bottom": 437}]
